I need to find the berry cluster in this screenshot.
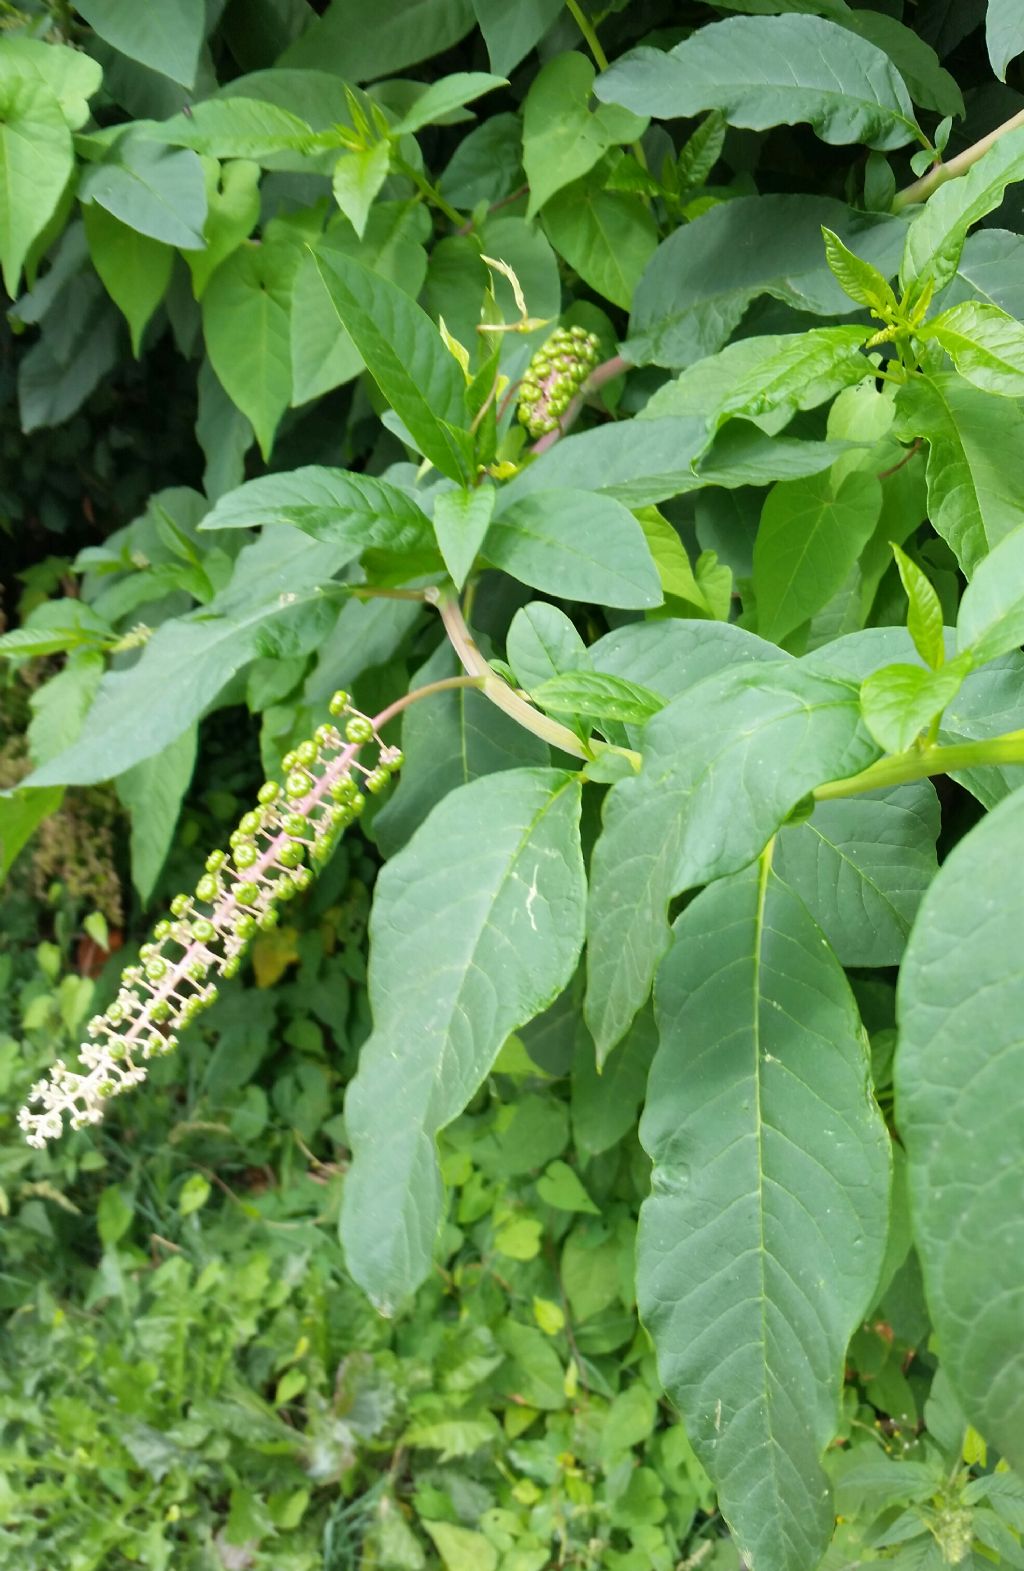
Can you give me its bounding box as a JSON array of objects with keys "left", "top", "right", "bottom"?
[
  {"left": 18, "top": 693, "right": 402, "bottom": 1147},
  {"left": 516, "top": 325, "right": 600, "bottom": 439}
]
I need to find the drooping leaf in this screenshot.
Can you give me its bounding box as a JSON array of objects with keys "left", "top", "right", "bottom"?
[
  {"left": 895, "top": 372, "right": 1024, "bottom": 576},
  {"left": 899, "top": 124, "right": 1024, "bottom": 297},
  {"left": 341, "top": 768, "right": 586, "bottom": 1311},
  {"left": 986, "top": 0, "right": 1024, "bottom": 80},
  {"left": 433, "top": 484, "right": 495, "bottom": 590},
  {"left": 116, "top": 727, "right": 198, "bottom": 905},
  {"left": 486, "top": 490, "right": 662, "bottom": 609},
  {"left": 585, "top": 660, "right": 879, "bottom": 1054},
  {"left": 626, "top": 195, "right": 906, "bottom": 367},
  {"left": 83, "top": 204, "right": 173, "bottom": 356},
  {"left": 201, "top": 241, "right": 293, "bottom": 460},
  {"left": 835, "top": 10, "right": 963, "bottom": 118},
  {"left": 0, "top": 76, "right": 73, "bottom": 296},
  {"left": 390, "top": 71, "right": 508, "bottom": 135},
  {"left": 893, "top": 544, "right": 945, "bottom": 670},
  {"left": 897, "top": 788, "right": 1024, "bottom": 1471},
  {"left": 595, "top": 14, "right": 921, "bottom": 149},
  {"left": 74, "top": 0, "right": 204, "bottom": 88},
  {"left": 332, "top": 142, "right": 390, "bottom": 239},
  {"left": 522, "top": 52, "right": 645, "bottom": 217},
  {"left": 0, "top": 785, "right": 64, "bottom": 880},
  {"left": 375, "top": 641, "right": 548, "bottom": 857},
  {"left": 281, "top": 0, "right": 477, "bottom": 82},
  {"left": 79, "top": 139, "right": 208, "bottom": 249},
  {"left": 571, "top": 1003, "right": 657, "bottom": 1158},
  {"left": 754, "top": 468, "right": 882, "bottom": 645},
  {"left": 640, "top": 861, "right": 890, "bottom": 1571},
  {"left": 774, "top": 783, "right": 940, "bottom": 966},
  {"left": 310, "top": 249, "right": 474, "bottom": 482},
  {"left": 860, "top": 655, "right": 972, "bottom": 753},
  {"left": 925, "top": 300, "right": 1024, "bottom": 396},
  {"left": 471, "top": 0, "right": 563, "bottom": 77}
]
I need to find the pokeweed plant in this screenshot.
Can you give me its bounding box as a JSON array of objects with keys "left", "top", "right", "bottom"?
[{"left": 6, "top": 3, "right": 1024, "bottom": 1569}]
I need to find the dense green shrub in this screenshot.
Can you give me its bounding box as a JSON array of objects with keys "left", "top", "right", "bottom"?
[{"left": 5, "top": 3, "right": 1024, "bottom": 1569}]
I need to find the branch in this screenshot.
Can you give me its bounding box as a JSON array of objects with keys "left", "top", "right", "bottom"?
[
  {"left": 892, "top": 108, "right": 1024, "bottom": 212},
  {"left": 814, "top": 729, "right": 1024, "bottom": 801}
]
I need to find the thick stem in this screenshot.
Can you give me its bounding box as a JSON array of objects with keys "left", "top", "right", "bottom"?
[
  {"left": 814, "top": 730, "right": 1024, "bottom": 801},
  {"left": 892, "top": 108, "right": 1024, "bottom": 212},
  {"left": 565, "top": 0, "right": 609, "bottom": 70},
  {"left": 529, "top": 354, "right": 632, "bottom": 455}
]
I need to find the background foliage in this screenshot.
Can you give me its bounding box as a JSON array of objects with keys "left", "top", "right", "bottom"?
[{"left": 5, "top": 2, "right": 1024, "bottom": 1570}]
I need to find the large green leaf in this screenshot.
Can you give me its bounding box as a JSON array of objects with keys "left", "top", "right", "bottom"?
[
  {"left": 79, "top": 139, "right": 208, "bottom": 248},
  {"left": 187, "top": 157, "right": 261, "bottom": 299},
  {"left": 201, "top": 241, "right": 293, "bottom": 460},
  {"left": 471, "top": 0, "right": 563, "bottom": 76},
  {"left": 925, "top": 301, "right": 1024, "bottom": 396},
  {"left": 571, "top": 1004, "right": 656, "bottom": 1159},
  {"left": 641, "top": 861, "right": 890, "bottom": 1571},
  {"left": 754, "top": 469, "right": 882, "bottom": 645},
  {"left": 390, "top": 71, "right": 508, "bottom": 135},
  {"left": 0, "top": 37, "right": 103, "bottom": 129},
  {"left": 0, "top": 76, "right": 73, "bottom": 296},
  {"left": 83, "top": 204, "right": 173, "bottom": 356},
  {"left": 774, "top": 784, "right": 940, "bottom": 967},
  {"left": 116, "top": 727, "right": 198, "bottom": 905},
  {"left": 156, "top": 98, "right": 315, "bottom": 161},
  {"left": 897, "top": 788, "right": 1024, "bottom": 1470},
  {"left": 894, "top": 372, "right": 1024, "bottom": 575},
  {"left": 74, "top": 0, "right": 204, "bottom": 88},
  {"left": 542, "top": 180, "right": 657, "bottom": 312},
  {"left": 341, "top": 768, "right": 586, "bottom": 1311},
  {"left": 281, "top": 0, "right": 476, "bottom": 81},
  {"left": 948, "top": 227, "right": 1024, "bottom": 321},
  {"left": 375, "top": 642, "right": 548, "bottom": 857},
  {"left": 310, "top": 249, "right": 473, "bottom": 482},
  {"left": 595, "top": 14, "right": 921, "bottom": 149},
  {"left": 899, "top": 124, "right": 1024, "bottom": 297},
  {"left": 585, "top": 661, "right": 879, "bottom": 1055},
  {"left": 626, "top": 195, "right": 906, "bottom": 367},
  {"left": 835, "top": 10, "right": 962, "bottom": 118},
  {"left": 523, "top": 52, "right": 644, "bottom": 216},
  {"left": 486, "top": 490, "right": 662, "bottom": 609},
  {"left": 987, "top": 0, "right": 1024, "bottom": 79},
  {"left": 955, "top": 521, "right": 1024, "bottom": 665}
]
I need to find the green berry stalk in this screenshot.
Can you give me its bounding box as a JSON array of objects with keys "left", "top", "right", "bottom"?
[
  {"left": 19, "top": 692, "right": 402, "bottom": 1147},
  {"left": 516, "top": 324, "right": 600, "bottom": 439}
]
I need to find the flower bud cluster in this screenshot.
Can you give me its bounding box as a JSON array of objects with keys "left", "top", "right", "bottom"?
[
  {"left": 516, "top": 325, "right": 600, "bottom": 438},
  {"left": 18, "top": 693, "right": 402, "bottom": 1147}
]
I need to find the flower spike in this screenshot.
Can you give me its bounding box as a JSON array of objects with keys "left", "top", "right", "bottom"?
[
  {"left": 516, "top": 324, "right": 599, "bottom": 439},
  {"left": 19, "top": 693, "right": 400, "bottom": 1147}
]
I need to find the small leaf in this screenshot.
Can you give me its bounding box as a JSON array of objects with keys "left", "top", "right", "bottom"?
[
  {"left": 506, "top": 602, "right": 587, "bottom": 691},
  {"left": 535, "top": 1159, "right": 600, "bottom": 1213},
  {"left": 391, "top": 71, "right": 508, "bottom": 135},
  {"left": 332, "top": 142, "right": 390, "bottom": 239},
  {"left": 925, "top": 300, "right": 1024, "bottom": 397},
  {"left": 433, "top": 484, "right": 495, "bottom": 590},
  {"left": 523, "top": 52, "right": 645, "bottom": 217},
  {"left": 860, "top": 655, "right": 972, "bottom": 753},
  {"left": 821, "top": 226, "right": 898, "bottom": 316},
  {"left": 0, "top": 77, "right": 73, "bottom": 296},
  {"left": 486, "top": 489, "right": 662, "bottom": 609},
  {"left": 892, "top": 544, "right": 945, "bottom": 669},
  {"left": 956, "top": 521, "right": 1024, "bottom": 665},
  {"left": 531, "top": 670, "right": 664, "bottom": 725},
  {"left": 900, "top": 123, "right": 1024, "bottom": 298},
  {"left": 83, "top": 205, "right": 173, "bottom": 356},
  {"left": 79, "top": 139, "right": 207, "bottom": 249},
  {"left": 178, "top": 1174, "right": 211, "bottom": 1216},
  {"left": 201, "top": 242, "right": 292, "bottom": 460},
  {"left": 187, "top": 157, "right": 261, "bottom": 299}
]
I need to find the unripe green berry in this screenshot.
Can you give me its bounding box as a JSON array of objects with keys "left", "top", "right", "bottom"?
[
  {"left": 329, "top": 689, "right": 351, "bottom": 716},
  {"left": 291, "top": 867, "right": 313, "bottom": 893},
  {"left": 276, "top": 878, "right": 298, "bottom": 903},
  {"left": 151, "top": 999, "right": 171, "bottom": 1024},
  {"left": 284, "top": 813, "right": 307, "bottom": 838},
  {"left": 365, "top": 766, "right": 390, "bottom": 794},
  {"left": 234, "top": 914, "right": 257, "bottom": 940},
  {"left": 345, "top": 715, "right": 374, "bottom": 745},
  {"left": 222, "top": 957, "right": 240, "bottom": 979},
  {"left": 258, "top": 908, "right": 280, "bottom": 931},
  {"left": 350, "top": 791, "right": 366, "bottom": 816},
  {"left": 106, "top": 1002, "right": 125, "bottom": 1024},
  {"left": 238, "top": 811, "right": 261, "bottom": 835},
  {"left": 188, "top": 961, "right": 208, "bottom": 982},
  {"left": 315, "top": 724, "right": 337, "bottom": 748},
  {"left": 278, "top": 841, "right": 304, "bottom": 869},
  {"left": 145, "top": 958, "right": 167, "bottom": 982},
  {"left": 297, "top": 740, "right": 318, "bottom": 767},
  {"left": 286, "top": 771, "right": 309, "bottom": 799},
  {"left": 170, "top": 894, "right": 190, "bottom": 918},
  {"left": 195, "top": 874, "right": 219, "bottom": 903},
  {"left": 205, "top": 850, "right": 226, "bottom": 873},
  {"left": 258, "top": 781, "right": 280, "bottom": 805},
  {"left": 282, "top": 750, "right": 299, "bottom": 771},
  {"left": 236, "top": 881, "right": 260, "bottom": 906},
  {"left": 192, "top": 918, "right": 216, "bottom": 943},
  {"left": 140, "top": 944, "right": 156, "bottom": 961},
  {"left": 331, "top": 776, "right": 358, "bottom": 803},
  {"left": 229, "top": 829, "right": 252, "bottom": 850},
  {"left": 233, "top": 843, "right": 258, "bottom": 870}
]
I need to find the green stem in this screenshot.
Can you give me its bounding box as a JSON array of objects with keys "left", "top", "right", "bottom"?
[
  {"left": 892, "top": 108, "right": 1024, "bottom": 212},
  {"left": 814, "top": 730, "right": 1024, "bottom": 801},
  {"left": 565, "top": 0, "right": 609, "bottom": 70},
  {"left": 394, "top": 154, "right": 465, "bottom": 228},
  {"left": 373, "top": 674, "right": 484, "bottom": 732}
]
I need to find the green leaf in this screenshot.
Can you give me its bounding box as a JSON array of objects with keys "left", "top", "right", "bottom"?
[
  {"left": 925, "top": 300, "right": 1024, "bottom": 397},
  {"left": 542, "top": 181, "right": 658, "bottom": 311},
  {"left": 572, "top": 1003, "right": 657, "bottom": 1158},
  {"left": 987, "top": 0, "right": 1024, "bottom": 79},
  {"left": 821, "top": 226, "right": 898, "bottom": 316},
  {"left": 892, "top": 544, "right": 945, "bottom": 669},
  {"left": 422, "top": 1523, "right": 497, "bottom": 1571},
  {"left": 486, "top": 490, "right": 662, "bottom": 609},
  {"left": 956, "top": 521, "right": 1024, "bottom": 665},
  {"left": 332, "top": 142, "right": 390, "bottom": 239},
  {"left": 290, "top": 202, "right": 430, "bottom": 406},
  {"left": 201, "top": 241, "right": 292, "bottom": 460},
  {"left": 595, "top": 15, "right": 921, "bottom": 149},
  {"left": 471, "top": 0, "right": 562, "bottom": 76},
  {"left": 28, "top": 651, "right": 104, "bottom": 766},
  {"left": 341, "top": 769, "right": 586, "bottom": 1311},
  {"left": 391, "top": 71, "right": 507, "bottom": 135},
  {"left": 895, "top": 372, "right": 1024, "bottom": 576},
  {"left": 79, "top": 139, "right": 207, "bottom": 249},
  {"left": 375, "top": 641, "right": 547, "bottom": 857},
  {"left": 115, "top": 727, "right": 198, "bottom": 905},
  {"left": 640, "top": 861, "right": 890, "bottom": 1571},
  {"left": 0, "top": 37, "right": 103, "bottom": 129},
  {"left": 754, "top": 469, "right": 883, "bottom": 645},
  {"left": 0, "top": 76, "right": 73, "bottom": 296},
  {"left": 860, "top": 655, "right": 971, "bottom": 753},
  {"left": 0, "top": 785, "right": 63, "bottom": 880},
  {"left": 506, "top": 601, "right": 587, "bottom": 691},
  {"left": 310, "top": 249, "right": 473, "bottom": 482},
  {"left": 281, "top": 0, "right": 477, "bottom": 82},
  {"left": 899, "top": 124, "right": 1024, "bottom": 297},
  {"left": 155, "top": 97, "right": 314, "bottom": 160},
  {"left": 83, "top": 204, "right": 173, "bottom": 356},
  {"left": 897, "top": 787, "right": 1024, "bottom": 1472},
  {"left": 186, "top": 157, "right": 261, "bottom": 299},
  {"left": 585, "top": 660, "right": 879, "bottom": 1054},
  {"left": 536, "top": 1159, "right": 599, "bottom": 1213},
  {"left": 523, "top": 52, "right": 645, "bottom": 217},
  {"left": 74, "top": 0, "right": 204, "bottom": 88},
  {"left": 626, "top": 195, "right": 906, "bottom": 367},
  {"left": 774, "top": 783, "right": 940, "bottom": 967},
  {"left": 497, "top": 1318, "right": 567, "bottom": 1408},
  {"left": 635, "top": 507, "right": 717, "bottom": 616},
  {"left": 835, "top": 11, "right": 963, "bottom": 119},
  {"left": 433, "top": 484, "right": 495, "bottom": 590},
  {"left": 531, "top": 670, "right": 664, "bottom": 725}
]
